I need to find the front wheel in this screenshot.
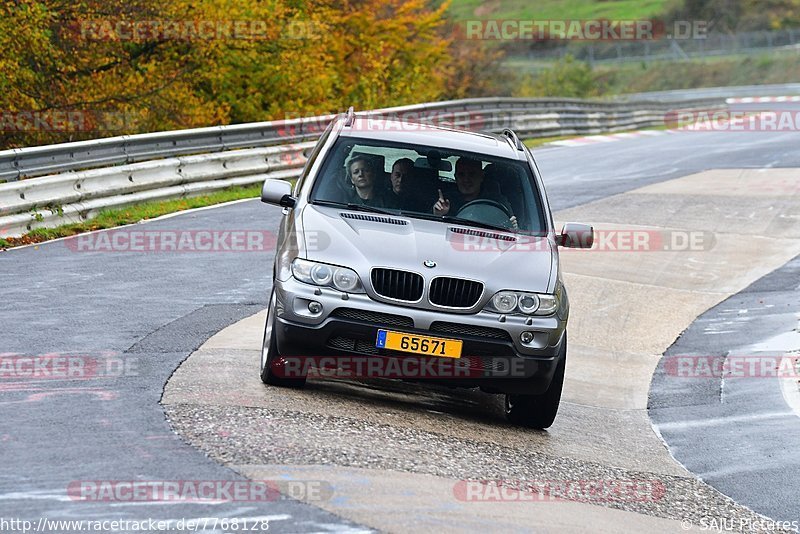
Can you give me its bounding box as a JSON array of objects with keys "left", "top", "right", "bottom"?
[
  {"left": 505, "top": 335, "right": 566, "bottom": 429},
  {"left": 260, "top": 290, "right": 306, "bottom": 388}
]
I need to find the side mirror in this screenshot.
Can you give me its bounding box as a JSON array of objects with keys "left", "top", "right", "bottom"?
[
  {"left": 261, "top": 179, "right": 296, "bottom": 208},
  {"left": 557, "top": 223, "right": 594, "bottom": 248}
]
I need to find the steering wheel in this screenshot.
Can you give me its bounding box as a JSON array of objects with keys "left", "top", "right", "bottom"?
[
  {"left": 458, "top": 199, "right": 513, "bottom": 218},
  {"left": 456, "top": 199, "right": 514, "bottom": 229}
]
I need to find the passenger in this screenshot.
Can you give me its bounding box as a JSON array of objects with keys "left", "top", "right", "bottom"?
[
  {"left": 385, "top": 158, "right": 432, "bottom": 211},
  {"left": 389, "top": 158, "right": 414, "bottom": 197},
  {"left": 433, "top": 157, "right": 518, "bottom": 228},
  {"left": 344, "top": 155, "right": 393, "bottom": 208}
]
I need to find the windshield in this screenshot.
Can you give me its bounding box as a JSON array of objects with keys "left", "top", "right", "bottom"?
[{"left": 309, "top": 137, "right": 547, "bottom": 234}]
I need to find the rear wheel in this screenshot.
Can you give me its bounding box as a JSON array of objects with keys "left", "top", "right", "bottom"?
[
  {"left": 505, "top": 335, "right": 566, "bottom": 429},
  {"left": 260, "top": 290, "right": 306, "bottom": 388}
]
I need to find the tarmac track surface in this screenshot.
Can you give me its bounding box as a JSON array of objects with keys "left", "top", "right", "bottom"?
[{"left": 2, "top": 125, "right": 800, "bottom": 532}]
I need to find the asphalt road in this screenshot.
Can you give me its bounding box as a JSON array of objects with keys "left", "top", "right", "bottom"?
[
  {"left": 650, "top": 254, "right": 800, "bottom": 523},
  {"left": 2, "top": 125, "right": 800, "bottom": 532}
]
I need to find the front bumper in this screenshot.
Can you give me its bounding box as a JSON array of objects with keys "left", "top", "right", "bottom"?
[{"left": 272, "top": 277, "right": 567, "bottom": 394}]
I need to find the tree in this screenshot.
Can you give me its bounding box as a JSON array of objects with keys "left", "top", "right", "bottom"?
[
  {"left": 1, "top": 0, "right": 458, "bottom": 149},
  {"left": 1, "top": 0, "right": 228, "bottom": 148}
]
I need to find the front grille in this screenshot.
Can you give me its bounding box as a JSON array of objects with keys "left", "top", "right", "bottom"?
[
  {"left": 430, "top": 321, "right": 511, "bottom": 341},
  {"left": 429, "top": 277, "right": 483, "bottom": 308},
  {"left": 331, "top": 308, "right": 414, "bottom": 328},
  {"left": 371, "top": 268, "right": 424, "bottom": 302}
]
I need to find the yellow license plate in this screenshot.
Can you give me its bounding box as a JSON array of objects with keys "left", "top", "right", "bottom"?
[{"left": 376, "top": 330, "right": 462, "bottom": 358}]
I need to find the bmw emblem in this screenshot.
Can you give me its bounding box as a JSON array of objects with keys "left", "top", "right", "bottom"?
[{"left": 423, "top": 260, "right": 437, "bottom": 268}]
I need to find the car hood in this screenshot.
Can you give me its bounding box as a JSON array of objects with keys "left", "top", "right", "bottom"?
[{"left": 301, "top": 205, "right": 554, "bottom": 294}]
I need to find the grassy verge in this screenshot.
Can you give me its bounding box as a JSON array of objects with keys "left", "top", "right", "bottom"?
[
  {"left": 0, "top": 183, "right": 263, "bottom": 250},
  {"left": 523, "top": 134, "right": 581, "bottom": 148},
  {"left": 448, "top": 0, "right": 676, "bottom": 22},
  {"left": 596, "top": 52, "right": 800, "bottom": 95},
  {"left": 507, "top": 51, "right": 800, "bottom": 97}
]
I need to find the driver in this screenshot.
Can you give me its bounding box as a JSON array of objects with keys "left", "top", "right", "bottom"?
[{"left": 433, "top": 157, "right": 517, "bottom": 228}]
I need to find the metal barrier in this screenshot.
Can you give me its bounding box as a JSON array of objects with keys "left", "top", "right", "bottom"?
[{"left": 0, "top": 96, "right": 726, "bottom": 237}]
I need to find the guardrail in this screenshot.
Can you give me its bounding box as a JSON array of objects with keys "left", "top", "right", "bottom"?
[{"left": 0, "top": 96, "right": 726, "bottom": 238}]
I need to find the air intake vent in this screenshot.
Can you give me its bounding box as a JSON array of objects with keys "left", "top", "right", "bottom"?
[
  {"left": 331, "top": 308, "right": 413, "bottom": 328},
  {"left": 430, "top": 322, "right": 511, "bottom": 340},
  {"left": 341, "top": 213, "right": 408, "bottom": 225},
  {"left": 449, "top": 227, "right": 516, "bottom": 242},
  {"left": 429, "top": 277, "right": 483, "bottom": 308},
  {"left": 371, "top": 268, "right": 424, "bottom": 302}
]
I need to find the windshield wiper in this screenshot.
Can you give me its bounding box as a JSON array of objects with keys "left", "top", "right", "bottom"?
[
  {"left": 312, "top": 199, "right": 395, "bottom": 216},
  {"left": 402, "top": 211, "right": 514, "bottom": 234}
]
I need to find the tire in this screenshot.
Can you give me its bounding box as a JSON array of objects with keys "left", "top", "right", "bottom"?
[
  {"left": 260, "top": 290, "right": 306, "bottom": 388},
  {"left": 504, "top": 335, "right": 566, "bottom": 429}
]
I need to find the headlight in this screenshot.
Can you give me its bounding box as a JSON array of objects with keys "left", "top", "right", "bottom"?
[
  {"left": 333, "top": 267, "right": 360, "bottom": 292},
  {"left": 537, "top": 294, "right": 558, "bottom": 315},
  {"left": 485, "top": 290, "right": 558, "bottom": 316},
  {"left": 310, "top": 264, "right": 333, "bottom": 285},
  {"left": 292, "top": 259, "right": 364, "bottom": 293},
  {"left": 491, "top": 292, "right": 518, "bottom": 314},
  {"left": 518, "top": 294, "right": 539, "bottom": 314}
]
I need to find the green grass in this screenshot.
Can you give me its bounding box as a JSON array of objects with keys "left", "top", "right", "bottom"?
[
  {"left": 523, "top": 134, "right": 579, "bottom": 148},
  {"left": 504, "top": 50, "right": 800, "bottom": 97},
  {"left": 448, "top": 0, "right": 679, "bottom": 22},
  {"left": 0, "top": 183, "right": 265, "bottom": 249},
  {"left": 595, "top": 52, "right": 800, "bottom": 94}
]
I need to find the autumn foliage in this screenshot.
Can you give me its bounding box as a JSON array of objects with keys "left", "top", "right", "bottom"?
[{"left": 0, "top": 0, "right": 481, "bottom": 149}]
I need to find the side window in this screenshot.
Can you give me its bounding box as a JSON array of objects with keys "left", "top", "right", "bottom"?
[{"left": 294, "top": 119, "right": 335, "bottom": 196}]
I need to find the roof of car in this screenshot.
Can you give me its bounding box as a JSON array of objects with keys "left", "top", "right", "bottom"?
[{"left": 337, "top": 116, "right": 527, "bottom": 161}]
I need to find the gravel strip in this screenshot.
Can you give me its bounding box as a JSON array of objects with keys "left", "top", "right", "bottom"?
[{"left": 166, "top": 403, "right": 791, "bottom": 532}]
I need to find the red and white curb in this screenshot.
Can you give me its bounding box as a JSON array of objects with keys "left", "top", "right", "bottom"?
[
  {"left": 549, "top": 95, "right": 800, "bottom": 146},
  {"left": 549, "top": 129, "right": 677, "bottom": 147},
  {"left": 727, "top": 96, "right": 800, "bottom": 104}
]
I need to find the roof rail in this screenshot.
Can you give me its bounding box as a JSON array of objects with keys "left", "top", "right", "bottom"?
[
  {"left": 502, "top": 128, "right": 524, "bottom": 151},
  {"left": 344, "top": 106, "right": 356, "bottom": 127}
]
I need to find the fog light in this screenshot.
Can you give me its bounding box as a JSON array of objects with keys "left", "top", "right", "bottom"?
[
  {"left": 520, "top": 331, "right": 534, "bottom": 344},
  {"left": 307, "top": 301, "right": 323, "bottom": 314}
]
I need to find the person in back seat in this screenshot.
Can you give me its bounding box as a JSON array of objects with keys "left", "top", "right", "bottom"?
[
  {"left": 387, "top": 158, "right": 414, "bottom": 207},
  {"left": 386, "top": 157, "right": 437, "bottom": 212}
]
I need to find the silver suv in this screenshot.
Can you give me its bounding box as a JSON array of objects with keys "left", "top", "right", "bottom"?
[{"left": 259, "top": 109, "right": 593, "bottom": 429}]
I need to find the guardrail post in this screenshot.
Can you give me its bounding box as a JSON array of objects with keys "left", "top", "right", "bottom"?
[
  {"left": 12, "top": 148, "right": 21, "bottom": 182},
  {"left": 122, "top": 136, "right": 130, "bottom": 166}
]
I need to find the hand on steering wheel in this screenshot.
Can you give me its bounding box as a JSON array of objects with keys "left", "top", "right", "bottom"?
[{"left": 456, "top": 199, "right": 517, "bottom": 229}]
